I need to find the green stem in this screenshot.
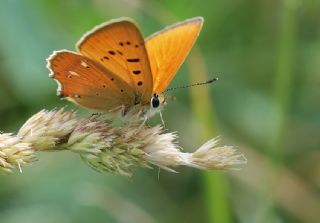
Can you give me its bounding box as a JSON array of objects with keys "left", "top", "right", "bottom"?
[
  {"left": 270, "top": 0, "right": 298, "bottom": 162},
  {"left": 188, "top": 49, "right": 231, "bottom": 223},
  {"left": 264, "top": 0, "right": 299, "bottom": 222}
]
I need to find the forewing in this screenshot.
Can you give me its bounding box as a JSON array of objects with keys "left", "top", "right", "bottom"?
[
  {"left": 146, "top": 17, "right": 203, "bottom": 93},
  {"left": 77, "top": 18, "right": 153, "bottom": 104},
  {"left": 47, "top": 50, "right": 135, "bottom": 112}
]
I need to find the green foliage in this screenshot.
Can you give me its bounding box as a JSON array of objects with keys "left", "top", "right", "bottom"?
[{"left": 0, "top": 0, "right": 319, "bottom": 222}]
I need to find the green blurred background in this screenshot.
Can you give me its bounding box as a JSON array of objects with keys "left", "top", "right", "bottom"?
[{"left": 0, "top": 0, "right": 319, "bottom": 222}]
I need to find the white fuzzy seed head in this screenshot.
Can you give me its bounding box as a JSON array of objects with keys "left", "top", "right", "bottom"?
[{"left": 0, "top": 133, "right": 36, "bottom": 174}]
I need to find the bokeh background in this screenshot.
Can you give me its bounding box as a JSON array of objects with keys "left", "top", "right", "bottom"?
[{"left": 0, "top": 0, "right": 319, "bottom": 222}]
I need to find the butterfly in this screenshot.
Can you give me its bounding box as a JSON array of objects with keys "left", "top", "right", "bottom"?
[{"left": 47, "top": 17, "right": 203, "bottom": 120}]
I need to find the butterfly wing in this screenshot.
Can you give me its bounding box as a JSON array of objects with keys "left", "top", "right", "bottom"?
[
  {"left": 145, "top": 17, "right": 203, "bottom": 93},
  {"left": 77, "top": 18, "right": 153, "bottom": 105},
  {"left": 47, "top": 50, "right": 135, "bottom": 112}
]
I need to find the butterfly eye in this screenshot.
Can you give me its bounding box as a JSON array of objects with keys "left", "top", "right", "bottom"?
[{"left": 151, "top": 94, "right": 160, "bottom": 108}]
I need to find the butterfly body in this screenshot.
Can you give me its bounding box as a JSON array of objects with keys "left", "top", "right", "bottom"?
[{"left": 47, "top": 17, "right": 203, "bottom": 120}]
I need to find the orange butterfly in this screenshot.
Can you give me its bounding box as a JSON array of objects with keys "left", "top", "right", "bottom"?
[{"left": 47, "top": 17, "right": 203, "bottom": 120}]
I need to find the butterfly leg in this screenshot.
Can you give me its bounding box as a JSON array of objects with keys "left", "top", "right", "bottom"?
[
  {"left": 90, "top": 112, "right": 103, "bottom": 118},
  {"left": 145, "top": 119, "right": 151, "bottom": 128},
  {"left": 159, "top": 111, "right": 165, "bottom": 127},
  {"left": 141, "top": 116, "right": 148, "bottom": 126}
]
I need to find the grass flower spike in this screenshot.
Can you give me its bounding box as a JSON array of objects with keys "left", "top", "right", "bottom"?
[{"left": 0, "top": 109, "right": 246, "bottom": 175}]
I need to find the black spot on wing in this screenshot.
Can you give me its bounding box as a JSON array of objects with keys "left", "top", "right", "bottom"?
[
  {"left": 127, "top": 58, "right": 140, "bottom": 62},
  {"left": 132, "top": 70, "right": 141, "bottom": 75}
]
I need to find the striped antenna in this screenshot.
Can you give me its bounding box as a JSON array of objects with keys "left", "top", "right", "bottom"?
[{"left": 163, "top": 77, "right": 218, "bottom": 92}]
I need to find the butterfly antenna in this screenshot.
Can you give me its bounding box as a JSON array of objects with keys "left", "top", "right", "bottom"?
[{"left": 164, "top": 77, "right": 218, "bottom": 93}]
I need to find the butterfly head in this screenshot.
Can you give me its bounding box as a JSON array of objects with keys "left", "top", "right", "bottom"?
[
  {"left": 140, "top": 93, "right": 165, "bottom": 118},
  {"left": 151, "top": 93, "right": 166, "bottom": 108},
  {"left": 151, "top": 94, "right": 160, "bottom": 108},
  {"left": 151, "top": 93, "right": 160, "bottom": 108}
]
